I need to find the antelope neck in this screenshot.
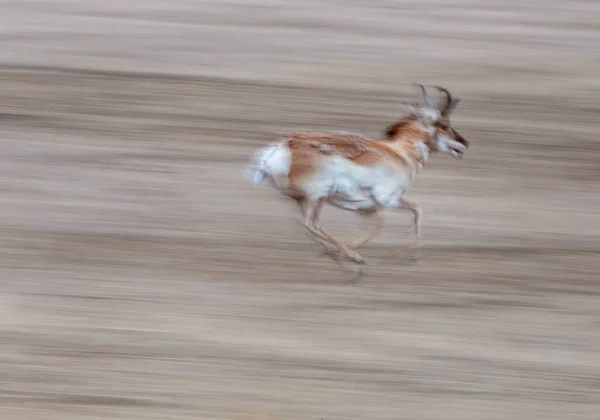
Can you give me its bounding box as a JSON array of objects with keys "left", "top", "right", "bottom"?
[{"left": 385, "top": 134, "right": 431, "bottom": 170}]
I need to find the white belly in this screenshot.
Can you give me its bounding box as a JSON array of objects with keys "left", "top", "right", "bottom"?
[
  {"left": 305, "top": 156, "right": 410, "bottom": 210},
  {"left": 327, "top": 196, "right": 377, "bottom": 211},
  {"left": 326, "top": 178, "right": 377, "bottom": 211}
]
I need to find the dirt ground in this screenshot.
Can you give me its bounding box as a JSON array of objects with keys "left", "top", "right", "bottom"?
[{"left": 1, "top": 1, "right": 599, "bottom": 419}]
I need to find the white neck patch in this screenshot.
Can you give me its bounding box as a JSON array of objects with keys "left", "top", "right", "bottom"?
[{"left": 411, "top": 138, "right": 430, "bottom": 164}]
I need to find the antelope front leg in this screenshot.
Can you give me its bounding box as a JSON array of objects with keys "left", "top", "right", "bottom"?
[
  {"left": 398, "top": 197, "right": 422, "bottom": 261},
  {"left": 297, "top": 198, "right": 340, "bottom": 256}
]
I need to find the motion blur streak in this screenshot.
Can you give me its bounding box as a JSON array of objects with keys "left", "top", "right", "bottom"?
[{"left": 0, "top": 1, "right": 599, "bottom": 420}]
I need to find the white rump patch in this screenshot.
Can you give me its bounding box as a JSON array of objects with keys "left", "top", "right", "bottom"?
[{"left": 246, "top": 143, "right": 291, "bottom": 187}]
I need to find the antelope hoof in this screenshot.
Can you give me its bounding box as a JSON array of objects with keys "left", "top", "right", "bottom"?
[{"left": 346, "top": 250, "right": 366, "bottom": 265}]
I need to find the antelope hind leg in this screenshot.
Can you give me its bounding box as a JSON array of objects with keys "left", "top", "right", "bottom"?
[
  {"left": 302, "top": 200, "right": 366, "bottom": 265},
  {"left": 318, "top": 209, "right": 383, "bottom": 260}
]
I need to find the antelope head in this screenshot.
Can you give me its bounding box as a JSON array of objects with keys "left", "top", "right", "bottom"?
[{"left": 408, "top": 84, "right": 470, "bottom": 159}]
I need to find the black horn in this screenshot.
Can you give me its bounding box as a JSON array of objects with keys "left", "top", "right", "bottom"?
[
  {"left": 434, "top": 86, "right": 454, "bottom": 116},
  {"left": 413, "top": 83, "right": 435, "bottom": 108}
]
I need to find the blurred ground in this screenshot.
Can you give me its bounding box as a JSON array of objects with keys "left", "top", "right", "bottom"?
[{"left": 1, "top": 1, "right": 599, "bottom": 419}]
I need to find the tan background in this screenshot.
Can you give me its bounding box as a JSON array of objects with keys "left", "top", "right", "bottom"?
[{"left": 1, "top": 1, "right": 599, "bottom": 419}]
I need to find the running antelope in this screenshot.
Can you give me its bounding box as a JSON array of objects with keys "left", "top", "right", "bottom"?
[{"left": 247, "top": 84, "right": 469, "bottom": 270}]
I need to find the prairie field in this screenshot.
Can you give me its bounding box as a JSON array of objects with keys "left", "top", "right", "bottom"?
[{"left": 0, "top": 1, "right": 599, "bottom": 419}]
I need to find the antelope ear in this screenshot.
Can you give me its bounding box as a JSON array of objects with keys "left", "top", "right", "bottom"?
[{"left": 399, "top": 102, "right": 417, "bottom": 115}]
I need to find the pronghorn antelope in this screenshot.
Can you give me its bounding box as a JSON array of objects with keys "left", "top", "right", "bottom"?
[{"left": 247, "top": 84, "right": 469, "bottom": 271}]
